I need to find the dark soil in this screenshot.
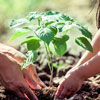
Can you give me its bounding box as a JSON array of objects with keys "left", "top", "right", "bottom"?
[
  {"left": 1, "top": 51, "right": 100, "bottom": 100},
  {"left": 34, "top": 87, "right": 57, "bottom": 100}
]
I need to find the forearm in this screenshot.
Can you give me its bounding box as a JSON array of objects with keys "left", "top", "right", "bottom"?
[
  {"left": 0, "top": 43, "right": 26, "bottom": 63},
  {"left": 76, "top": 29, "right": 100, "bottom": 66},
  {"left": 69, "top": 51, "right": 100, "bottom": 80},
  {"left": 0, "top": 52, "right": 16, "bottom": 69}
]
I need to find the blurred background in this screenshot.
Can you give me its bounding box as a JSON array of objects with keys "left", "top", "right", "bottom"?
[{"left": 0, "top": 0, "right": 98, "bottom": 54}]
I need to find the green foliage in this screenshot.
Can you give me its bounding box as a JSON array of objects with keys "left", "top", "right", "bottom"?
[
  {"left": 22, "top": 36, "right": 40, "bottom": 50},
  {"left": 10, "top": 11, "right": 93, "bottom": 69},
  {"left": 10, "top": 28, "right": 31, "bottom": 41},
  {"left": 36, "top": 27, "right": 56, "bottom": 44},
  {"left": 53, "top": 63, "right": 67, "bottom": 69},
  {"left": 75, "top": 37, "right": 93, "bottom": 52},
  {"left": 76, "top": 24, "right": 92, "bottom": 40},
  {"left": 52, "top": 35, "right": 69, "bottom": 56},
  {"left": 10, "top": 32, "right": 27, "bottom": 41},
  {"left": 21, "top": 50, "right": 38, "bottom": 69},
  {"left": 10, "top": 18, "right": 29, "bottom": 28}
]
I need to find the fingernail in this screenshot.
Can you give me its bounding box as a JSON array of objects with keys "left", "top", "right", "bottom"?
[{"left": 36, "top": 84, "right": 41, "bottom": 89}]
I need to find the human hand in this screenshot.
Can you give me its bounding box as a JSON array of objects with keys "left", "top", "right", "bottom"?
[
  {"left": 0, "top": 53, "right": 38, "bottom": 100},
  {"left": 0, "top": 43, "right": 46, "bottom": 88},
  {"left": 55, "top": 71, "right": 84, "bottom": 99}
]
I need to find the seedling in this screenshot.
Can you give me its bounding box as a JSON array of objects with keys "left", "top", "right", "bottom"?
[{"left": 10, "top": 11, "right": 93, "bottom": 86}]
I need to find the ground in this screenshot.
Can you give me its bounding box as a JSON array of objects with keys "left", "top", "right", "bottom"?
[{"left": 0, "top": 51, "right": 100, "bottom": 100}]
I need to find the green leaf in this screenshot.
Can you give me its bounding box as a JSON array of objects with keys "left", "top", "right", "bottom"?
[
  {"left": 44, "top": 12, "right": 74, "bottom": 22},
  {"left": 53, "top": 63, "right": 67, "bottom": 69},
  {"left": 62, "top": 23, "right": 75, "bottom": 33},
  {"left": 62, "top": 35, "right": 69, "bottom": 41},
  {"left": 76, "top": 24, "right": 92, "bottom": 40},
  {"left": 22, "top": 36, "right": 40, "bottom": 50},
  {"left": 59, "top": 14, "right": 74, "bottom": 22},
  {"left": 55, "top": 22, "right": 65, "bottom": 32},
  {"left": 53, "top": 41, "right": 67, "bottom": 56},
  {"left": 45, "top": 21, "right": 55, "bottom": 26},
  {"left": 23, "top": 26, "right": 32, "bottom": 30},
  {"left": 75, "top": 37, "right": 93, "bottom": 52},
  {"left": 52, "top": 35, "right": 69, "bottom": 56},
  {"left": 45, "top": 11, "right": 60, "bottom": 15},
  {"left": 10, "top": 18, "right": 29, "bottom": 28},
  {"left": 10, "top": 30, "right": 28, "bottom": 41},
  {"left": 48, "top": 26, "right": 57, "bottom": 35},
  {"left": 21, "top": 50, "right": 38, "bottom": 69},
  {"left": 27, "top": 12, "right": 41, "bottom": 21},
  {"left": 36, "top": 27, "right": 55, "bottom": 44},
  {"left": 42, "top": 12, "right": 60, "bottom": 22}
]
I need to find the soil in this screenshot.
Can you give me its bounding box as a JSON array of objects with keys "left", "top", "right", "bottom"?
[
  {"left": 34, "top": 87, "right": 57, "bottom": 100},
  {"left": 1, "top": 51, "right": 100, "bottom": 100}
]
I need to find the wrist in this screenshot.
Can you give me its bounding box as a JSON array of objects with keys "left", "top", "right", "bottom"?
[{"left": 67, "top": 65, "right": 87, "bottom": 81}]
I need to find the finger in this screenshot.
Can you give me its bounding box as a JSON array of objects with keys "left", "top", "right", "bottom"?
[
  {"left": 16, "top": 91, "right": 27, "bottom": 100},
  {"left": 23, "top": 93, "right": 30, "bottom": 100},
  {"left": 55, "top": 84, "right": 64, "bottom": 98},
  {"left": 23, "top": 69, "right": 41, "bottom": 90},
  {"left": 21, "top": 86, "right": 38, "bottom": 100},
  {"left": 59, "top": 89, "right": 67, "bottom": 98},
  {"left": 27, "top": 65, "right": 46, "bottom": 87},
  {"left": 36, "top": 79, "right": 46, "bottom": 88}
]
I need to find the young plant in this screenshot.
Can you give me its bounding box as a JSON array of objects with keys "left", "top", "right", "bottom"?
[{"left": 10, "top": 11, "right": 93, "bottom": 86}]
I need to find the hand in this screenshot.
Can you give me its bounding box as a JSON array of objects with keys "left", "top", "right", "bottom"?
[
  {"left": 0, "top": 53, "right": 38, "bottom": 100},
  {"left": 55, "top": 71, "right": 84, "bottom": 99},
  {"left": 0, "top": 43, "right": 46, "bottom": 88},
  {"left": 0, "top": 43, "right": 46, "bottom": 99}
]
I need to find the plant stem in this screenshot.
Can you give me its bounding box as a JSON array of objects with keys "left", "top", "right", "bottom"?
[
  {"left": 38, "top": 18, "right": 41, "bottom": 26},
  {"left": 44, "top": 42, "right": 53, "bottom": 86},
  {"left": 44, "top": 43, "right": 52, "bottom": 72},
  {"left": 38, "top": 18, "right": 53, "bottom": 86},
  {"left": 47, "top": 45, "right": 53, "bottom": 87}
]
